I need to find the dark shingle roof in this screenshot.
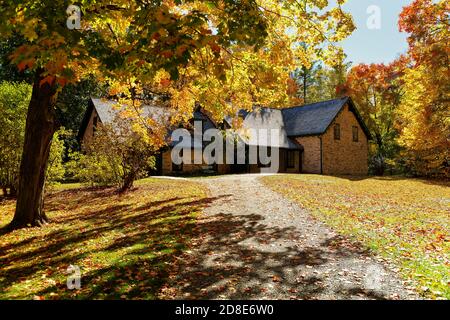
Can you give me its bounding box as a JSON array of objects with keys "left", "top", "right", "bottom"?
[
  {"left": 227, "top": 97, "right": 370, "bottom": 148},
  {"left": 80, "top": 96, "right": 370, "bottom": 147},
  {"left": 281, "top": 97, "right": 349, "bottom": 136}
]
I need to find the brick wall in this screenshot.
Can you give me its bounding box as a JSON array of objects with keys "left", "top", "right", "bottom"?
[
  {"left": 321, "top": 104, "right": 368, "bottom": 175},
  {"left": 161, "top": 150, "right": 172, "bottom": 174},
  {"left": 295, "top": 136, "right": 321, "bottom": 174}
]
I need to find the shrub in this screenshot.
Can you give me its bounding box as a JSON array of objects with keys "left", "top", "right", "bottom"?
[
  {"left": 68, "top": 114, "right": 160, "bottom": 191},
  {"left": 45, "top": 128, "right": 69, "bottom": 188}
]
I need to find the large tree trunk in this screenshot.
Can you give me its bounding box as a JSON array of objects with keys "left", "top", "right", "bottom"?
[{"left": 9, "top": 72, "right": 57, "bottom": 229}]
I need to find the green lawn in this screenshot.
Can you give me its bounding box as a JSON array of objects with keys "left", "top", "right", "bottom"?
[
  {"left": 0, "top": 178, "right": 208, "bottom": 299},
  {"left": 261, "top": 174, "right": 450, "bottom": 299}
]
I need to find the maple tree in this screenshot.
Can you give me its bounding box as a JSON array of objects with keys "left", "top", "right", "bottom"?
[
  {"left": 0, "top": 0, "right": 354, "bottom": 228},
  {"left": 396, "top": 0, "right": 449, "bottom": 177},
  {"left": 340, "top": 58, "right": 407, "bottom": 175},
  {"left": 340, "top": 0, "right": 448, "bottom": 177}
]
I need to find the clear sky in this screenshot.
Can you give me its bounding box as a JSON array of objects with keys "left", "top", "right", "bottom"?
[{"left": 337, "top": 0, "right": 413, "bottom": 65}]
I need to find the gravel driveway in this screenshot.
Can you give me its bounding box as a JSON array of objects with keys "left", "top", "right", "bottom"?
[{"left": 162, "top": 174, "right": 419, "bottom": 300}]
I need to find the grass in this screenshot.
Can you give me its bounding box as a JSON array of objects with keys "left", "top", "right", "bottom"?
[
  {"left": 0, "top": 178, "right": 209, "bottom": 299},
  {"left": 261, "top": 174, "right": 450, "bottom": 299}
]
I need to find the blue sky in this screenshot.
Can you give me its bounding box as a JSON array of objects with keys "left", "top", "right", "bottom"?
[{"left": 337, "top": 0, "right": 413, "bottom": 64}]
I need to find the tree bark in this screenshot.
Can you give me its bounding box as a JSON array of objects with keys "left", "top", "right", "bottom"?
[
  {"left": 9, "top": 71, "right": 57, "bottom": 229},
  {"left": 120, "top": 171, "right": 136, "bottom": 193}
]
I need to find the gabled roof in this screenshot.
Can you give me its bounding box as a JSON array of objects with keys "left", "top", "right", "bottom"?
[
  {"left": 282, "top": 97, "right": 348, "bottom": 136},
  {"left": 79, "top": 96, "right": 371, "bottom": 147},
  {"left": 228, "top": 97, "right": 371, "bottom": 142},
  {"left": 281, "top": 97, "right": 371, "bottom": 138},
  {"left": 78, "top": 98, "right": 218, "bottom": 149},
  {"left": 90, "top": 98, "right": 170, "bottom": 124},
  {"left": 78, "top": 98, "right": 171, "bottom": 140}
]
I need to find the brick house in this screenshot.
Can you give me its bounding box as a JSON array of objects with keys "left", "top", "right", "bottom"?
[{"left": 79, "top": 96, "right": 371, "bottom": 176}]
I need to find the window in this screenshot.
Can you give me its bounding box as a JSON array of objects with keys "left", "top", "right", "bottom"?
[
  {"left": 352, "top": 126, "right": 359, "bottom": 142},
  {"left": 334, "top": 123, "right": 340, "bottom": 140},
  {"left": 172, "top": 149, "right": 183, "bottom": 172},
  {"left": 286, "top": 150, "right": 296, "bottom": 168}
]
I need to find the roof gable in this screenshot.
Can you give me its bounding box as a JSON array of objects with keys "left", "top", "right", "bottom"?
[
  {"left": 78, "top": 98, "right": 172, "bottom": 141},
  {"left": 228, "top": 97, "right": 371, "bottom": 148},
  {"left": 281, "top": 97, "right": 349, "bottom": 137}
]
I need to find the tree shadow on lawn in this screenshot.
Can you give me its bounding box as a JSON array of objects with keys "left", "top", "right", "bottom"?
[
  {"left": 1, "top": 186, "right": 392, "bottom": 300},
  {"left": 0, "top": 185, "right": 229, "bottom": 299}
]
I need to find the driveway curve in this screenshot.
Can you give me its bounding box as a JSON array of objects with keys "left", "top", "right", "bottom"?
[{"left": 162, "top": 174, "right": 419, "bottom": 300}]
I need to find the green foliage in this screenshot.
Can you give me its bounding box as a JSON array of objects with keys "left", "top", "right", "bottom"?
[
  {"left": 292, "top": 62, "right": 323, "bottom": 104},
  {"left": 0, "top": 81, "right": 31, "bottom": 195},
  {"left": 46, "top": 128, "right": 69, "bottom": 187},
  {"left": 66, "top": 150, "right": 123, "bottom": 187},
  {"left": 292, "top": 61, "right": 351, "bottom": 105},
  {"left": 0, "top": 82, "right": 67, "bottom": 194}
]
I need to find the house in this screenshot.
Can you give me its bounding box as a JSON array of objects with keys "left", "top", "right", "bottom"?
[{"left": 78, "top": 96, "right": 371, "bottom": 176}]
